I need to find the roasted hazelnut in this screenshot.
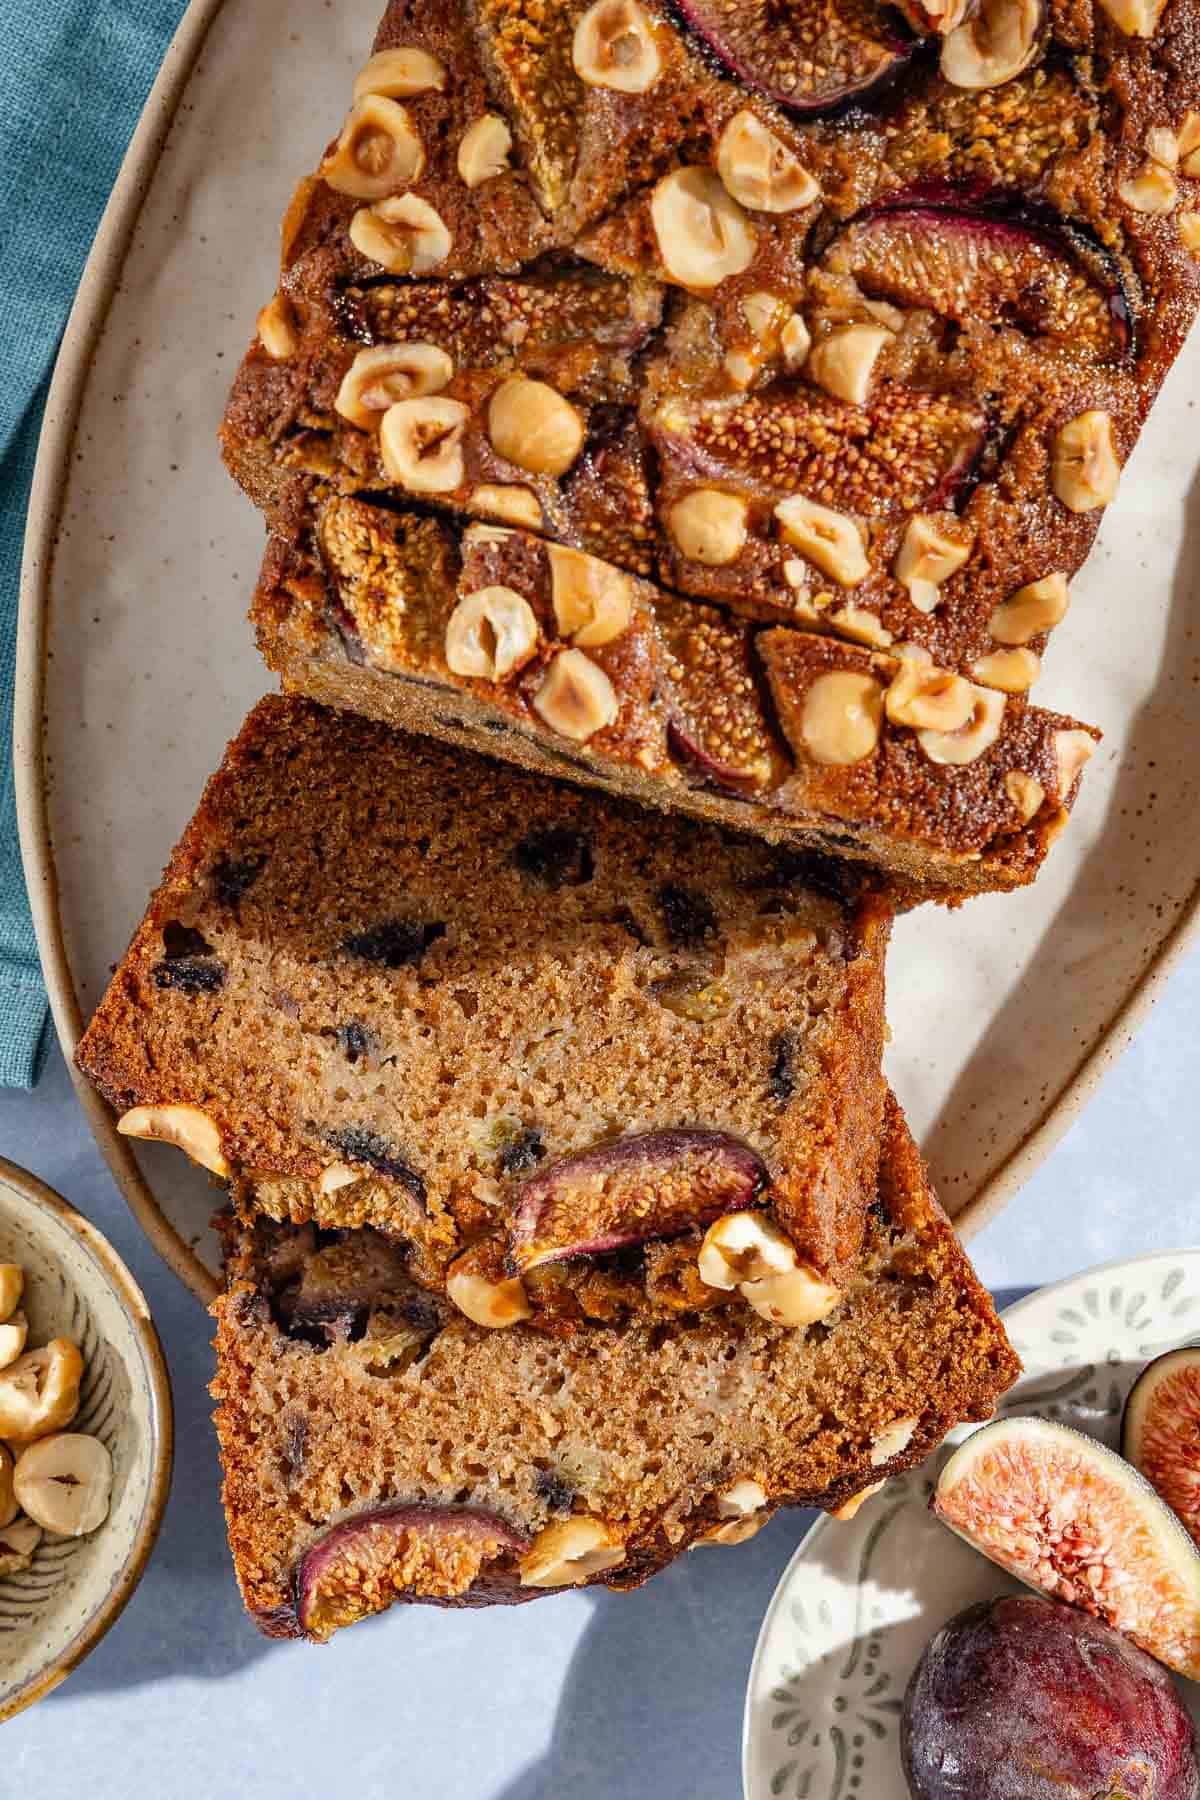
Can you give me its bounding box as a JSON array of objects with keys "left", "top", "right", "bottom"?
[
  {"left": 0, "top": 1266, "right": 23, "bottom": 1324},
  {"left": 1005, "top": 768, "right": 1045, "bottom": 823},
  {"left": 940, "top": 0, "right": 1040, "bottom": 88},
  {"left": 458, "top": 114, "right": 513, "bottom": 188},
  {"left": 352, "top": 46, "right": 446, "bottom": 100},
  {"left": 533, "top": 650, "right": 619, "bottom": 741},
  {"left": 716, "top": 110, "right": 820, "bottom": 213},
  {"left": 667, "top": 489, "right": 749, "bottom": 565},
  {"left": 1095, "top": 0, "right": 1165, "bottom": 29},
  {"left": 917, "top": 683, "right": 1006, "bottom": 765},
  {"left": 257, "top": 293, "right": 297, "bottom": 360},
  {"left": 487, "top": 377, "right": 585, "bottom": 477},
  {"left": 349, "top": 194, "right": 451, "bottom": 274},
  {"left": 1052, "top": 410, "right": 1120, "bottom": 513},
  {"left": 699, "top": 1478, "right": 771, "bottom": 1545},
  {"left": 971, "top": 647, "right": 1040, "bottom": 692},
  {"left": 379, "top": 396, "right": 468, "bottom": 493},
  {"left": 894, "top": 514, "right": 971, "bottom": 614},
  {"left": 780, "top": 311, "right": 812, "bottom": 370},
  {"left": 1119, "top": 163, "right": 1179, "bottom": 213},
  {"left": 334, "top": 343, "right": 453, "bottom": 430},
  {"left": 572, "top": 0, "right": 662, "bottom": 91},
  {"left": 650, "top": 167, "right": 757, "bottom": 289},
  {"left": 468, "top": 483, "right": 543, "bottom": 529},
  {"left": 828, "top": 603, "right": 893, "bottom": 649},
  {"left": 547, "top": 546, "right": 633, "bottom": 647},
  {"left": 698, "top": 1211, "right": 842, "bottom": 1327},
  {"left": 520, "top": 1517, "right": 626, "bottom": 1587},
  {"left": 1179, "top": 111, "right": 1200, "bottom": 177},
  {"left": 742, "top": 290, "right": 785, "bottom": 340},
  {"left": 446, "top": 1248, "right": 532, "bottom": 1328},
  {"left": 831, "top": 1481, "right": 884, "bottom": 1521},
  {"left": 806, "top": 324, "right": 889, "bottom": 407},
  {"left": 799, "top": 670, "right": 884, "bottom": 764},
  {"left": 988, "top": 572, "right": 1069, "bottom": 645},
  {"left": 0, "top": 1341, "right": 83, "bottom": 1442},
  {"left": 15, "top": 1434, "right": 112, "bottom": 1537},
  {"left": 1053, "top": 727, "right": 1095, "bottom": 797},
  {"left": 118, "top": 1104, "right": 230, "bottom": 1177},
  {"left": 1179, "top": 212, "right": 1200, "bottom": 252},
  {"left": 444, "top": 586, "right": 539, "bottom": 681},
  {"left": 775, "top": 495, "right": 869, "bottom": 586},
  {"left": 321, "top": 96, "right": 424, "bottom": 200},
  {"left": 885, "top": 656, "right": 974, "bottom": 731}
]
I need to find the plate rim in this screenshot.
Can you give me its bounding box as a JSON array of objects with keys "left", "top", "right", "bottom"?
[
  {"left": 13, "top": 0, "right": 1200, "bottom": 1305},
  {"left": 0, "top": 1154, "right": 174, "bottom": 1721},
  {"left": 740, "top": 1243, "right": 1200, "bottom": 1799}
]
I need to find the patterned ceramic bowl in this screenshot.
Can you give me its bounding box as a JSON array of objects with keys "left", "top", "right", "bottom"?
[{"left": 0, "top": 1156, "right": 172, "bottom": 1720}]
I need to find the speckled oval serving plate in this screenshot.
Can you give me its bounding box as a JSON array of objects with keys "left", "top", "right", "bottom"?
[
  {"left": 0, "top": 1158, "right": 171, "bottom": 1720},
  {"left": 14, "top": 0, "right": 1200, "bottom": 1302},
  {"left": 743, "top": 1249, "right": 1200, "bottom": 1800}
]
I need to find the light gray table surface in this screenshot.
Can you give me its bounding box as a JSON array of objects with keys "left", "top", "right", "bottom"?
[{"left": 0, "top": 948, "right": 1197, "bottom": 1797}]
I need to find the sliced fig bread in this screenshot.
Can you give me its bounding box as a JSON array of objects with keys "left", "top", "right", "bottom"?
[
  {"left": 253, "top": 481, "right": 1097, "bottom": 899},
  {"left": 210, "top": 1092, "right": 1020, "bottom": 1640},
  {"left": 76, "top": 694, "right": 892, "bottom": 1322}
]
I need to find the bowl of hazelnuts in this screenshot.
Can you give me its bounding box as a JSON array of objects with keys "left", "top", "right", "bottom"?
[{"left": 0, "top": 1156, "right": 171, "bottom": 1719}]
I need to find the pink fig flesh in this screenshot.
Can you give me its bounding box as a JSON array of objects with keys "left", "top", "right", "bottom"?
[
  {"left": 902, "top": 1595, "right": 1200, "bottom": 1800},
  {"left": 296, "top": 1503, "right": 529, "bottom": 1641},
  {"left": 508, "top": 1129, "right": 768, "bottom": 1272},
  {"left": 1124, "top": 1348, "right": 1200, "bottom": 1553},
  {"left": 674, "top": 0, "right": 912, "bottom": 113}
]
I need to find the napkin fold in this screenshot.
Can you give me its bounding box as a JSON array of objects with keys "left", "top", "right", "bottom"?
[{"left": 0, "top": 0, "right": 187, "bottom": 1086}]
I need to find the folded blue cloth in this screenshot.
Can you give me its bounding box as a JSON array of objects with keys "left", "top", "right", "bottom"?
[{"left": 0, "top": 0, "right": 187, "bottom": 1086}]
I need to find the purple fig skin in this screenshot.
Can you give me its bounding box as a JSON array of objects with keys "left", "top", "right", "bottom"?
[
  {"left": 667, "top": 719, "right": 764, "bottom": 793},
  {"left": 672, "top": 0, "right": 914, "bottom": 114},
  {"left": 296, "top": 1503, "right": 530, "bottom": 1641},
  {"left": 902, "top": 1595, "right": 1200, "bottom": 1800},
  {"left": 508, "top": 1128, "right": 769, "bottom": 1272}
]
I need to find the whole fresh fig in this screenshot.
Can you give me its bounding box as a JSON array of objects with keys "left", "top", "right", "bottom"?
[{"left": 901, "top": 1594, "right": 1200, "bottom": 1800}]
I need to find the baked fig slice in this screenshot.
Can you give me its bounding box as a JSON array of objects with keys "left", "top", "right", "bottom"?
[
  {"left": 508, "top": 1129, "right": 768, "bottom": 1272},
  {"left": 296, "top": 1503, "right": 529, "bottom": 1641},
  {"left": 674, "top": 0, "right": 912, "bottom": 114},
  {"left": 825, "top": 204, "right": 1131, "bottom": 358},
  {"left": 933, "top": 1416, "right": 1200, "bottom": 1679},
  {"left": 1123, "top": 1349, "right": 1200, "bottom": 1552}
]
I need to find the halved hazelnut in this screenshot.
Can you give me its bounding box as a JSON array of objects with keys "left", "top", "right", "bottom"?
[
  {"left": 667, "top": 489, "right": 749, "bottom": 565},
  {"left": 533, "top": 650, "right": 619, "bottom": 741},
  {"left": 547, "top": 545, "right": 633, "bottom": 647},
  {"left": 520, "top": 1517, "right": 626, "bottom": 1587},
  {"left": 1053, "top": 727, "right": 1095, "bottom": 797},
  {"left": 334, "top": 343, "right": 454, "bottom": 430},
  {"left": 118, "top": 1104, "right": 230, "bottom": 1177},
  {"left": 572, "top": 0, "right": 662, "bottom": 91},
  {"left": 1180, "top": 213, "right": 1200, "bottom": 252},
  {"left": 15, "top": 1434, "right": 113, "bottom": 1537},
  {"left": 775, "top": 495, "right": 869, "bottom": 586},
  {"left": 380, "top": 395, "right": 468, "bottom": 493},
  {"left": 700, "top": 1479, "right": 771, "bottom": 1545},
  {"left": 828, "top": 604, "right": 893, "bottom": 649},
  {"left": 831, "top": 1481, "right": 884, "bottom": 1521},
  {"left": 1096, "top": 0, "right": 1165, "bottom": 30},
  {"left": 319, "top": 1163, "right": 360, "bottom": 1196},
  {"left": 468, "top": 483, "right": 543, "bottom": 529},
  {"left": 1052, "top": 410, "right": 1120, "bottom": 513},
  {"left": 806, "top": 324, "right": 889, "bottom": 407},
  {"left": 799, "top": 670, "right": 884, "bottom": 765},
  {"left": 352, "top": 46, "right": 447, "bottom": 100},
  {"left": 698, "top": 1211, "right": 842, "bottom": 1327},
  {"left": 743, "top": 290, "right": 785, "bottom": 340},
  {"left": 917, "top": 683, "right": 1006, "bottom": 765},
  {"left": 0, "top": 1265, "right": 23, "bottom": 1324},
  {"left": 971, "top": 647, "right": 1040, "bottom": 692},
  {"left": 0, "top": 1445, "right": 15, "bottom": 1530},
  {"left": 723, "top": 348, "right": 759, "bottom": 389},
  {"left": 650, "top": 167, "right": 757, "bottom": 290},
  {"left": 445, "top": 586, "right": 539, "bottom": 680},
  {"left": 1005, "top": 768, "right": 1045, "bottom": 822},
  {"left": 885, "top": 659, "right": 974, "bottom": 732},
  {"left": 871, "top": 1416, "right": 919, "bottom": 1466},
  {"left": 988, "top": 571, "right": 1069, "bottom": 645},
  {"left": 894, "top": 515, "right": 971, "bottom": 615},
  {"left": 940, "top": 0, "right": 1040, "bottom": 87},
  {"left": 716, "top": 110, "right": 820, "bottom": 214},
  {"left": 446, "top": 1248, "right": 532, "bottom": 1329},
  {"left": 0, "top": 1517, "right": 41, "bottom": 1575},
  {"left": 458, "top": 114, "right": 513, "bottom": 188},
  {"left": 350, "top": 194, "right": 451, "bottom": 274},
  {"left": 780, "top": 311, "right": 812, "bottom": 371},
  {"left": 1179, "top": 111, "right": 1200, "bottom": 177},
  {"left": 257, "top": 293, "right": 297, "bottom": 360},
  {"left": 1145, "top": 125, "right": 1180, "bottom": 168},
  {"left": 487, "top": 377, "right": 585, "bottom": 477},
  {"left": 1119, "top": 163, "right": 1179, "bottom": 213},
  {"left": 0, "top": 1341, "right": 83, "bottom": 1442},
  {"left": 321, "top": 96, "right": 424, "bottom": 200},
  {"left": 0, "top": 1312, "right": 28, "bottom": 1371}
]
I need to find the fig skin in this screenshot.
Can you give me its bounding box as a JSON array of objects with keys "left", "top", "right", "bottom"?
[
  {"left": 673, "top": 0, "right": 914, "bottom": 113},
  {"left": 1124, "top": 1349, "right": 1200, "bottom": 1553},
  {"left": 507, "top": 1128, "right": 768, "bottom": 1272},
  {"left": 902, "top": 1594, "right": 1200, "bottom": 1800}
]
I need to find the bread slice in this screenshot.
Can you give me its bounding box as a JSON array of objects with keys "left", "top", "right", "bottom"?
[
  {"left": 253, "top": 484, "right": 1097, "bottom": 899},
  {"left": 76, "top": 694, "right": 891, "bottom": 1312},
  {"left": 210, "top": 1093, "right": 1020, "bottom": 1640}
]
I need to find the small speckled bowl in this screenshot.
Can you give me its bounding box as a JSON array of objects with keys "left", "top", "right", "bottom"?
[{"left": 0, "top": 1157, "right": 172, "bottom": 1720}]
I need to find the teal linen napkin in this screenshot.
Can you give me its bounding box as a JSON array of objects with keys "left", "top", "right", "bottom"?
[{"left": 0, "top": 0, "right": 187, "bottom": 1086}]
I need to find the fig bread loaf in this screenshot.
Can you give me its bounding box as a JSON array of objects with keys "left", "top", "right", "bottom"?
[
  {"left": 76, "top": 694, "right": 893, "bottom": 1323},
  {"left": 210, "top": 1093, "right": 1020, "bottom": 1640}
]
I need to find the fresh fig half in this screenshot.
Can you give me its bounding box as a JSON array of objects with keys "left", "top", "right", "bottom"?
[
  {"left": 933, "top": 1416, "right": 1200, "bottom": 1680},
  {"left": 673, "top": 0, "right": 913, "bottom": 115},
  {"left": 1123, "top": 1349, "right": 1200, "bottom": 1553},
  {"left": 825, "top": 203, "right": 1131, "bottom": 358},
  {"left": 296, "top": 1503, "right": 529, "bottom": 1641},
  {"left": 507, "top": 1129, "right": 768, "bottom": 1272}
]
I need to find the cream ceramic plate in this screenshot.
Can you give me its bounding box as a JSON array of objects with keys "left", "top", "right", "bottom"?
[
  {"left": 0, "top": 1158, "right": 171, "bottom": 1721},
  {"left": 743, "top": 1250, "right": 1200, "bottom": 1800},
  {"left": 14, "top": 0, "right": 1200, "bottom": 1301}
]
